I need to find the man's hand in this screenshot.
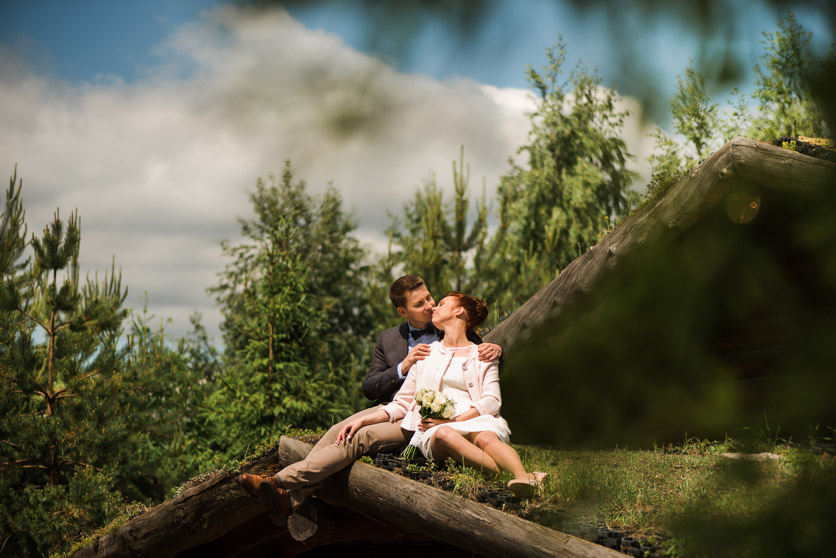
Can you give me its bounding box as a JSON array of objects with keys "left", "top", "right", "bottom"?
[
  {"left": 401, "top": 343, "right": 431, "bottom": 374},
  {"left": 336, "top": 418, "right": 364, "bottom": 445},
  {"left": 477, "top": 342, "right": 502, "bottom": 362}
]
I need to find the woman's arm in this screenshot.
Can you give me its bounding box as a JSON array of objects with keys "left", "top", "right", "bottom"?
[
  {"left": 469, "top": 361, "right": 502, "bottom": 416},
  {"left": 335, "top": 409, "right": 390, "bottom": 444}
]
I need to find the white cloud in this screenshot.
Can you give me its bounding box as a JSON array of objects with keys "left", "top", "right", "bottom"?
[{"left": 1, "top": 4, "right": 654, "bottom": 342}]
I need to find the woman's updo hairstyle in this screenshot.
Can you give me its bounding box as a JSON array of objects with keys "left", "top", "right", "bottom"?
[{"left": 445, "top": 292, "right": 488, "bottom": 332}]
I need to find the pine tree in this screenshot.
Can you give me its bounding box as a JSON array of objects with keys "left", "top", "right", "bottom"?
[
  {"left": 0, "top": 172, "right": 201, "bottom": 556},
  {"left": 0, "top": 203, "right": 131, "bottom": 554},
  {"left": 386, "top": 146, "right": 491, "bottom": 296},
  {"left": 205, "top": 162, "right": 371, "bottom": 463},
  {"left": 0, "top": 167, "right": 27, "bottom": 277}
]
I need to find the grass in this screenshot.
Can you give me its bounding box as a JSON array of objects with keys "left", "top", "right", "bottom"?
[
  {"left": 513, "top": 437, "right": 834, "bottom": 556},
  {"left": 376, "top": 433, "right": 835, "bottom": 556}
]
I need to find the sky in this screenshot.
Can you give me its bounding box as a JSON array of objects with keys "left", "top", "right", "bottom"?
[{"left": 1, "top": 0, "right": 829, "bottom": 343}]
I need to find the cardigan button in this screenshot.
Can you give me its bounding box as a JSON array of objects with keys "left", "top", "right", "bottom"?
[{"left": 468, "top": 383, "right": 473, "bottom": 387}]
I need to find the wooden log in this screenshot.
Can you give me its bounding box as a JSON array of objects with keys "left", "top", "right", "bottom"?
[
  {"left": 178, "top": 503, "right": 434, "bottom": 558},
  {"left": 69, "top": 435, "right": 619, "bottom": 558},
  {"left": 484, "top": 137, "right": 836, "bottom": 352},
  {"left": 68, "top": 453, "right": 282, "bottom": 558},
  {"left": 278, "top": 436, "right": 622, "bottom": 558}
]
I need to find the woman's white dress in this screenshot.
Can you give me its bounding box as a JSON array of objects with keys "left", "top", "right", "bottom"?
[{"left": 417, "top": 353, "right": 511, "bottom": 460}]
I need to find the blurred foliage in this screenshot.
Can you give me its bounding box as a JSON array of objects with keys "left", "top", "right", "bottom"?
[
  {"left": 256, "top": 0, "right": 836, "bottom": 124},
  {"left": 668, "top": 452, "right": 836, "bottom": 557},
  {"left": 251, "top": 0, "right": 494, "bottom": 70},
  {"left": 502, "top": 184, "right": 836, "bottom": 447}
]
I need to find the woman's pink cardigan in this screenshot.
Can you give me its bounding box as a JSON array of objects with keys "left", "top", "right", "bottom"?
[{"left": 381, "top": 341, "right": 502, "bottom": 431}]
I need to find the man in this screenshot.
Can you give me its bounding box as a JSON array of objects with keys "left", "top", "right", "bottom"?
[
  {"left": 238, "top": 275, "right": 502, "bottom": 523},
  {"left": 363, "top": 274, "right": 502, "bottom": 403}
]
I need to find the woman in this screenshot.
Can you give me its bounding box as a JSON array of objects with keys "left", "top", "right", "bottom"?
[{"left": 339, "top": 292, "right": 546, "bottom": 497}]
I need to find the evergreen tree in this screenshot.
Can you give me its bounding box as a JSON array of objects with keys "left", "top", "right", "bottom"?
[
  {"left": 490, "top": 39, "right": 639, "bottom": 311},
  {"left": 646, "top": 13, "right": 830, "bottom": 205},
  {"left": 386, "top": 146, "right": 491, "bottom": 296},
  {"left": 0, "top": 202, "right": 128, "bottom": 555},
  {"left": 0, "top": 173, "right": 203, "bottom": 556},
  {"left": 670, "top": 59, "right": 719, "bottom": 160},
  {"left": 720, "top": 87, "right": 752, "bottom": 143},
  {"left": 205, "top": 162, "right": 371, "bottom": 463},
  {"left": 750, "top": 13, "right": 827, "bottom": 139},
  {"left": 0, "top": 167, "right": 27, "bottom": 277},
  {"left": 123, "top": 302, "right": 219, "bottom": 482},
  {"left": 646, "top": 60, "right": 718, "bottom": 200}
]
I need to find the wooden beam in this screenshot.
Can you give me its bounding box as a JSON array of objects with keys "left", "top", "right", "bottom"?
[
  {"left": 483, "top": 137, "right": 836, "bottom": 352},
  {"left": 278, "top": 436, "right": 623, "bottom": 558}
]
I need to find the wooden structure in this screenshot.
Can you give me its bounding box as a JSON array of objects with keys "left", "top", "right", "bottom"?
[
  {"left": 69, "top": 437, "right": 621, "bottom": 558},
  {"left": 484, "top": 136, "right": 836, "bottom": 352},
  {"left": 485, "top": 136, "right": 836, "bottom": 445}
]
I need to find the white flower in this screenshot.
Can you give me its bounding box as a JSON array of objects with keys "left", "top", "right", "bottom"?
[
  {"left": 430, "top": 399, "right": 443, "bottom": 413},
  {"left": 442, "top": 406, "right": 456, "bottom": 419}
]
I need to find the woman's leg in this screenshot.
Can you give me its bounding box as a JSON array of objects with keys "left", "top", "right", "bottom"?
[
  {"left": 430, "top": 426, "right": 500, "bottom": 473},
  {"left": 472, "top": 431, "right": 530, "bottom": 481}
]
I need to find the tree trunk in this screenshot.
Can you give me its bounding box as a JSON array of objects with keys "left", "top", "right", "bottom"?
[{"left": 68, "top": 453, "right": 277, "bottom": 558}]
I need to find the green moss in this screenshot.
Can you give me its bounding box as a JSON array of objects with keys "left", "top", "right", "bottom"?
[{"left": 53, "top": 503, "right": 148, "bottom": 558}]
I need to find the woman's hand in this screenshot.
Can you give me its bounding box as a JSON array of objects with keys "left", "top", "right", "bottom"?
[{"left": 419, "top": 417, "right": 452, "bottom": 431}]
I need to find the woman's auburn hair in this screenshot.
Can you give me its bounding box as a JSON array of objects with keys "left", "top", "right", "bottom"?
[{"left": 444, "top": 291, "right": 488, "bottom": 331}]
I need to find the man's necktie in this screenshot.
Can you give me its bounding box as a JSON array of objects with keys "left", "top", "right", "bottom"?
[{"left": 411, "top": 325, "right": 435, "bottom": 339}]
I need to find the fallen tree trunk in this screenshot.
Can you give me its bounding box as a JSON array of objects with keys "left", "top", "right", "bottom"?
[
  {"left": 484, "top": 137, "right": 836, "bottom": 352},
  {"left": 68, "top": 453, "right": 281, "bottom": 558},
  {"left": 277, "top": 436, "right": 622, "bottom": 558}
]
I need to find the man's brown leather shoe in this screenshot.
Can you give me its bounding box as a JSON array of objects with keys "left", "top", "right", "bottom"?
[
  {"left": 237, "top": 474, "right": 292, "bottom": 523},
  {"left": 238, "top": 473, "right": 273, "bottom": 497}
]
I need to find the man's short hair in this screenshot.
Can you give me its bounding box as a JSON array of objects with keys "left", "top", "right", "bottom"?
[{"left": 389, "top": 275, "right": 425, "bottom": 308}]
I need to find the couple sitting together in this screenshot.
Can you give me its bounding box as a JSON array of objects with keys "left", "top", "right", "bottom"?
[{"left": 238, "top": 275, "right": 546, "bottom": 521}]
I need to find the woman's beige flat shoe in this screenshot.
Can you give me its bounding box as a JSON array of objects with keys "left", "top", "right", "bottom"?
[{"left": 507, "top": 472, "right": 548, "bottom": 498}]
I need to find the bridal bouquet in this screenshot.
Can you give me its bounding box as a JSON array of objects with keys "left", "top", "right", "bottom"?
[{"left": 400, "top": 388, "right": 456, "bottom": 460}]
